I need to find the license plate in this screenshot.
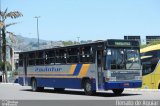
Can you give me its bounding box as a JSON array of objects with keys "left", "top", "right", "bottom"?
[{"left": 124, "top": 83, "right": 129, "bottom": 86}]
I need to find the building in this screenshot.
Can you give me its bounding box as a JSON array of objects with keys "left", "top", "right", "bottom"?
[
  {"left": 146, "top": 36, "right": 160, "bottom": 44},
  {"left": 13, "top": 50, "right": 21, "bottom": 70},
  {"left": 124, "top": 36, "right": 141, "bottom": 44}
]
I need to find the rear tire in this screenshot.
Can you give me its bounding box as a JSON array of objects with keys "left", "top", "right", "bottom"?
[
  {"left": 31, "top": 79, "right": 44, "bottom": 92},
  {"left": 112, "top": 89, "right": 124, "bottom": 95},
  {"left": 84, "top": 79, "right": 96, "bottom": 95}
]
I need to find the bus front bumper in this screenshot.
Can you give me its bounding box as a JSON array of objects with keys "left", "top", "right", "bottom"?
[{"left": 104, "top": 81, "right": 142, "bottom": 90}]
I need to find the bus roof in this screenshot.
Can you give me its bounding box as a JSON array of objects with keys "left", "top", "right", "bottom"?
[
  {"left": 19, "top": 39, "right": 139, "bottom": 54},
  {"left": 140, "top": 44, "right": 160, "bottom": 53}
]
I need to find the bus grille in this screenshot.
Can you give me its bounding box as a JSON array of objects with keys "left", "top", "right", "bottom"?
[{"left": 111, "top": 72, "right": 140, "bottom": 81}]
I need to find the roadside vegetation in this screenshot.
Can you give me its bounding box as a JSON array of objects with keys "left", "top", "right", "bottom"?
[
  {"left": 140, "top": 40, "right": 160, "bottom": 48},
  {"left": 0, "top": 8, "right": 23, "bottom": 82}
]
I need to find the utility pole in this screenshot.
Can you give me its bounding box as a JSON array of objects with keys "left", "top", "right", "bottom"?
[
  {"left": 34, "top": 16, "right": 40, "bottom": 49},
  {"left": 0, "top": 0, "right": 3, "bottom": 82},
  {"left": 77, "top": 37, "right": 80, "bottom": 44},
  {"left": 0, "top": 0, "right": 2, "bottom": 61}
]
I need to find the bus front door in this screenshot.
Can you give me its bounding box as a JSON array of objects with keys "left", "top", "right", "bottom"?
[
  {"left": 142, "top": 63, "right": 155, "bottom": 89},
  {"left": 23, "top": 55, "right": 28, "bottom": 85},
  {"left": 97, "top": 50, "right": 104, "bottom": 89}
]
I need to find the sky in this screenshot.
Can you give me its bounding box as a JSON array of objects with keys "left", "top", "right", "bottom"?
[{"left": 2, "top": 0, "right": 160, "bottom": 41}]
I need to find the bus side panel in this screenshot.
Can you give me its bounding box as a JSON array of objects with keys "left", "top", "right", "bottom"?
[
  {"left": 142, "top": 62, "right": 160, "bottom": 89},
  {"left": 91, "top": 78, "right": 96, "bottom": 90},
  {"left": 27, "top": 77, "right": 96, "bottom": 90},
  {"left": 18, "top": 77, "right": 30, "bottom": 86},
  {"left": 18, "top": 77, "right": 24, "bottom": 86},
  {"left": 18, "top": 66, "right": 26, "bottom": 86},
  {"left": 36, "top": 78, "right": 82, "bottom": 89},
  {"left": 142, "top": 75, "right": 152, "bottom": 89},
  {"left": 154, "top": 63, "right": 160, "bottom": 89},
  {"left": 19, "top": 64, "right": 97, "bottom": 90},
  {"left": 155, "top": 74, "right": 160, "bottom": 89},
  {"left": 104, "top": 81, "right": 142, "bottom": 90}
]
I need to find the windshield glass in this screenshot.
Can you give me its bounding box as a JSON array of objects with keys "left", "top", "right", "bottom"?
[
  {"left": 105, "top": 48, "right": 141, "bottom": 70},
  {"left": 142, "top": 62, "right": 156, "bottom": 75},
  {"left": 141, "top": 50, "right": 159, "bottom": 75}
]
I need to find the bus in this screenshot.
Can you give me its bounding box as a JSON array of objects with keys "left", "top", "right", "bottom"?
[
  {"left": 18, "top": 39, "right": 142, "bottom": 95},
  {"left": 141, "top": 44, "right": 160, "bottom": 89}
]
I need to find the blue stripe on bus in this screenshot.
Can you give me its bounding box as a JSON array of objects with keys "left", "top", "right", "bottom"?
[
  {"left": 73, "top": 64, "right": 82, "bottom": 76},
  {"left": 103, "top": 81, "right": 142, "bottom": 90},
  {"left": 18, "top": 77, "right": 96, "bottom": 90}
]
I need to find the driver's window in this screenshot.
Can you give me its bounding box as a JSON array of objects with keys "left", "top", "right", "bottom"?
[
  {"left": 105, "top": 49, "right": 112, "bottom": 70},
  {"left": 105, "top": 49, "right": 126, "bottom": 70},
  {"left": 142, "top": 64, "right": 152, "bottom": 75}
]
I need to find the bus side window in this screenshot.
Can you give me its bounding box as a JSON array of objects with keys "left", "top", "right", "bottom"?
[
  {"left": 60, "top": 49, "right": 67, "bottom": 64},
  {"left": 45, "top": 50, "right": 55, "bottom": 65},
  {"left": 80, "top": 48, "right": 85, "bottom": 63},
  {"left": 67, "top": 48, "right": 79, "bottom": 64},
  {"left": 15, "top": 61, "right": 19, "bottom": 70},
  {"left": 151, "top": 64, "right": 156, "bottom": 72},
  {"left": 63, "top": 53, "right": 67, "bottom": 64},
  {"left": 158, "top": 51, "right": 160, "bottom": 58},
  {"left": 79, "top": 46, "right": 94, "bottom": 63},
  {"left": 55, "top": 49, "right": 61, "bottom": 64},
  {"left": 19, "top": 54, "right": 23, "bottom": 67},
  {"left": 35, "top": 51, "right": 44, "bottom": 65},
  {"left": 18, "top": 59, "right": 23, "bottom": 67},
  {"left": 28, "top": 52, "right": 36, "bottom": 66},
  {"left": 142, "top": 64, "right": 152, "bottom": 75}
]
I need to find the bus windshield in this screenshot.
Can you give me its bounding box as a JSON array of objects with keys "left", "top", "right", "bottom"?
[
  {"left": 140, "top": 50, "right": 160, "bottom": 76},
  {"left": 142, "top": 62, "right": 156, "bottom": 75},
  {"left": 105, "top": 48, "right": 141, "bottom": 70}
]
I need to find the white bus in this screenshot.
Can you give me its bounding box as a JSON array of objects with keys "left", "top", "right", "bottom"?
[{"left": 18, "top": 39, "right": 142, "bottom": 95}]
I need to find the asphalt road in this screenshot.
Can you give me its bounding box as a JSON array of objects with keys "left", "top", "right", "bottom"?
[{"left": 0, "top": 83, "right": 160, "bottom": 100}]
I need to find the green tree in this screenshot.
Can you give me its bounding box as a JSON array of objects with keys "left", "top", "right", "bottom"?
[
  {"left": 0, "top": 8, "right": 23, "bottom": 82},
  {"left": 140, "top": 40, "right": 160, "bottom": 49},
  {"left": 62, "top": 40, "right": 74, "bottom": 46}
]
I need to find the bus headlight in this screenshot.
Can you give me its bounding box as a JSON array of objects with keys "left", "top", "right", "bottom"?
[
  {"left": 109, "top": 77, "right": 116, "bottom": 81},
  {"left": 105, "top": 77, "right": 116, "bottom": 81},
  {"left": 135, "top": 76, "right": 141, "bottom": 80}
]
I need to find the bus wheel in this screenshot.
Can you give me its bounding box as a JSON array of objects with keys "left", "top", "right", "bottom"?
[
  {"left": 31, "top": 79, "right": 44, "bottom": 92},
  {"left": 54, "top": 88, "right": 65, "bottom": 92},
  {"left": 112, "top": 89, "right": 124, "bottom": 95},
  {"left": 158, "top": 84, "right": 160, "bottom": 89},
  {"left": 84, "top": 79, "right": 96, "bottom": 95}
]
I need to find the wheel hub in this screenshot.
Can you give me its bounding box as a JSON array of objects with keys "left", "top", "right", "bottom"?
[{"left": 86, "top": 82, "right": 91, "bottom": 92}]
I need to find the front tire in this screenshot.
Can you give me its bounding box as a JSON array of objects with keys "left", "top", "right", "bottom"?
[
  {"left": 112, "top": 89, "right": 124, "bottom": 95},
  {"left": 84, "top": 79, "right": 96, "bottom": 95},
  {"left": 158, "top": 84, "right": 160, "bottom": 89}
]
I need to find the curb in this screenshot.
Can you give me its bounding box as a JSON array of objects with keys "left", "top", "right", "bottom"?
[
  {"left": 125, "top": 88, "right": 160, "bottom": 92},
  {"left": 0, "top": 83, "right": 20, "bottom": 85}
]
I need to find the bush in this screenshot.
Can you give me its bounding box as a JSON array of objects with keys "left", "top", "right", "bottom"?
[
  {"left": 12, "top": 70, "right": 18, "bottom": 76},
  {"left": 0, "top": 61, "right": 12, "bottom": 71}
]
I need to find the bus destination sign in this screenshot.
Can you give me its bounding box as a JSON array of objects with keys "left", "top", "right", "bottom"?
[
  {"left": 107, "top": 40, "right": 139, "bottom": 47},
  {"left": 115, "top": 42, "right": 131, "bottom": 46}
]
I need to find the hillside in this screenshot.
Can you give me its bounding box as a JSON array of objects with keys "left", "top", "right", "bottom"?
[
  {"left": 9, "top": 35, "right": 63, "bottom": 51},
  {"left": 9, "top": 35, "right": 93, "bottom": 51}
]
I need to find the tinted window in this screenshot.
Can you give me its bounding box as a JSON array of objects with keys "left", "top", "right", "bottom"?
[{"left": 142, "top": 63, "right": 156, "bottom": 75}]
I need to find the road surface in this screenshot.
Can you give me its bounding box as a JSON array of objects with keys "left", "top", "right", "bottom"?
[{"left": 0, "top": 83, "right": 160, "bottom": 100}]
